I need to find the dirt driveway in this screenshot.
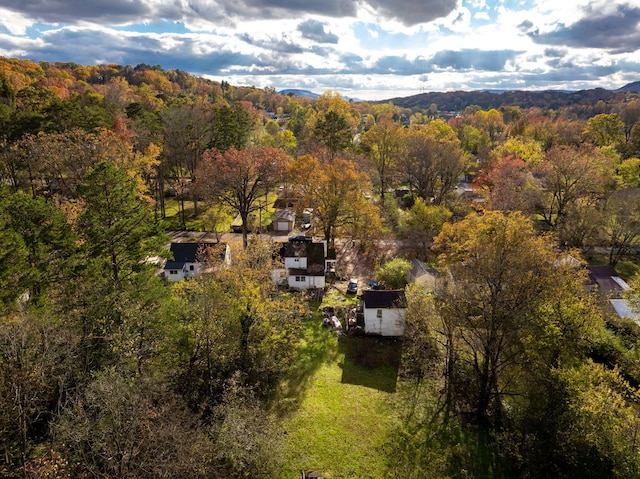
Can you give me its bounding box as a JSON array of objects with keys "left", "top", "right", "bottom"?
[{"left": 333, "top": 238, "right": 408, "bottom": 286}]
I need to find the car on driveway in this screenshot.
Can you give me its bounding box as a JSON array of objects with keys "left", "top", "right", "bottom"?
[
  {"left": 288, "top": 233, "right": 312, "bottom": 242},
  {"left": 346, "top": 278, "right": 359, "bottom": 294}
]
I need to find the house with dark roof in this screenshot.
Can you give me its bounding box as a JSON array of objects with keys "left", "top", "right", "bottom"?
[
  {"left": 361, "top": 289, "right": 407, "bottom": 336},
  {"left": 162, "top": 242, "right": 230, "bottom": 282},
  {"left": 585, "top": 265, "right": 639, "bottom": 323},
  {"left": 272, "top": 237, "right": 335, "bottom": 290},
  {"left": 586, "top": 265, "right": 630, "bottom": 299}
]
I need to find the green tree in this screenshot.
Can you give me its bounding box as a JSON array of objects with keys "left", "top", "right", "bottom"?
[
  {"left": 399, "top": 121, "right": 467, "bottom": 205},
  {"left": 0, "top": 195, "right": 29, "bottom": 312},
  {"left": 617, "top": 157, "right": 640, "bottom": 186},
  {"left": 360, "top": 113, "right": 403, "bottom": 205},
  {"left": 583, "top": 113, "right": 625, "bottom": 149},
  {"left": 432, "top": 211, "right": 600, "bottom": 427},
  {"left": 544, "top": 361, "right": 640, "bottom": 478},
  {"left": 78, "top": 161, "right": 166, "bottom": 286},
  {"left": 171, "top": 241, "right": 305, "bottom": 406},
  {"left": 375, "top": 257, "right": 411, "bottom": 289},
  {"left": 208, "top": 103, "right": 255, "bottom": 152},
  {"left": 261, "top": 127, "right": 297, "bottom": 153},
  {"left": 402, "top": 197, "right": 452, "bottom": 258},
  {"left": 0, "top": 191, "right": 75, "bottom": 307},
  {"left": 314, "top": 110, "right": 354, "bottom": 160},
  {"left": 72, "top": 161, "right": 167, "bottom": 373}
]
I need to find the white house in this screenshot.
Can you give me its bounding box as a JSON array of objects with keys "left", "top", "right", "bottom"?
[
  {"left": 162, "top": 241, "right": 230, "bottom": 282},
  {"left": 586, "top": 265, "right": 630, "bottom": 299},
  {"left": 272, "top": 237, "right": 334, "bottom": 290},
  {"left": 361, "top": 289, "right": 407, "bottom": 336}
]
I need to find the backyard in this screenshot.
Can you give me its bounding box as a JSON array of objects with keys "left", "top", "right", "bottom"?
[{"left": 276, "top": 298, "right": 404, "bottom": 479}]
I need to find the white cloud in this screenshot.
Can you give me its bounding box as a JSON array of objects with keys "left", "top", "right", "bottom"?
[
  {"left": 0, "top": 0, "right": 638, "bottom": 100},
  {"left": 0, "top": 8, "right": 36, "bottom": 35}
]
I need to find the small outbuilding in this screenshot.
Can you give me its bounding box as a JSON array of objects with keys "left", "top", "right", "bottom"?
[
  {"left": 361, "top": 289, "right": 407, "bottom": 336},
  {"left": 271, "top": 209, "right": 296, "bottom": 232}
]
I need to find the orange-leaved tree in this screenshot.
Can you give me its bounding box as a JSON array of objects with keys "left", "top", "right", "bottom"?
[{"left": 288, "top": 154, "right": 378, "bottom": 248}]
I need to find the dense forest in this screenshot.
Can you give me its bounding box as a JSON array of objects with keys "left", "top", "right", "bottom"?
[{"left": 1, "top": 55, "right": 640, "bottom": 478}]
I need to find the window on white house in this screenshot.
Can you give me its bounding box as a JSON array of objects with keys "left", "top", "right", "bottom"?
[
  {"left": 189, "top": 265, "right": 195, "bottom": 271},
  {"left": 295, "top": 276, "right": 306, "bottom": 282},
  {"left": 377, "top": 309, "right": 382, "bottom": 318},
  {"left": 170, "top": 270, "right": 178, "bottom": 275}
]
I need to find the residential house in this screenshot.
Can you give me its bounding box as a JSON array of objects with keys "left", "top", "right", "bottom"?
[
  {"left": 272, "top": 237, "right": 335, "bottom": 290},
  {"left": 361, "top": 289, "right": 407, "bottom": 336},
  {"left": 586, "top": 265, "right": 630, "bottom": 299},
  {"left": 407, "top": 258, "right": 444, "bottom": 293},
  {"left": 162, "top": 241, "right": 230, "bottom": 282},
  {"left": 586, "top": 265, "right": 638, "bottom": 323}
]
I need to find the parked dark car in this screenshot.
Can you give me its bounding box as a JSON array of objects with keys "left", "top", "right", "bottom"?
[
  {"left": 289, "top": 233, "right": 312, "bottom": 242},
  {"left": 347, "top": 279, "right": 359, "bottom": 294}
]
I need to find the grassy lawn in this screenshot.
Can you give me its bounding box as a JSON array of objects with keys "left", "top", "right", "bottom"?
[
  {"left": 277, "top": 315, "right": 402, "bottom": 478},
  {"left": 161, "top": 192, "right": 280, "bottom": 233},
  {"left": 162, "top": 198, "right": 233, "bottom": 232}
]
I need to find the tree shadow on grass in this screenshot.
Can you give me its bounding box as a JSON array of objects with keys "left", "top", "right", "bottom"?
[
  {"left": 274, "top": 317, "right": 341, "bottom": 414},
  {"left": 338, "top": 335, "right": 402, "bottom": 393}
]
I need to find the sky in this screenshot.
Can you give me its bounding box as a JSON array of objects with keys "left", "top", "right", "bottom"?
[{"left": 1, "top": 0, "right": 640, "bottom": 101}]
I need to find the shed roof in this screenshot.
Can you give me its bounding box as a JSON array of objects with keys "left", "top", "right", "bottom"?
[
  {"left": 163, "top": 261, "right": 184, "bottom": 270},
  {"left": 272, "top": 209, "right": 296, "bottom": 222},
  {"left": 362, "top": 289, "right": 407, "bottom": 309}
]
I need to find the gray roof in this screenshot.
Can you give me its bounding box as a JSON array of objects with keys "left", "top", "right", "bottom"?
[
  {"left": 410, "top": 258, "right": 440, "bottom": 279},
  {"left": 272, "top": 209, "right": 295, "bottom": 222}
]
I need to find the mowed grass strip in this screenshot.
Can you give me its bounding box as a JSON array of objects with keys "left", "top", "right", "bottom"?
[{"left": 279, "top": 322, "right": 400, "bottom": 479}]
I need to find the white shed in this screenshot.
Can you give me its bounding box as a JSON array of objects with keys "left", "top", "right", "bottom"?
[{"left": 361, "top": 289, "right": 407, "bottom": 336}]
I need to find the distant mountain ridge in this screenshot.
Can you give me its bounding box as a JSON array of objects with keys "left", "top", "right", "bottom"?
[
  {"left": 280, "top": 82, "right": 639, "bottom": 111},
  {"left": 278, "top": 89, "right": 320, "bottom": 99},
  {"left": 278, "top": 88, "right": 362, "bottom": 102},
  {"left": 617, "top": 81, "right": 640, "bottom": 93},
  {"left": 385, "top": 81, "right": 640, "bottom": 112}
]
